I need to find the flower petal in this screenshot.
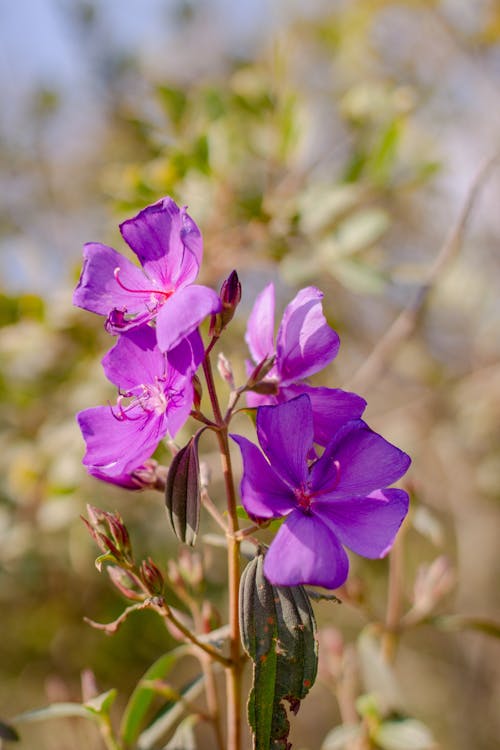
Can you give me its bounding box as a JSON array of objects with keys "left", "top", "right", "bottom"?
[
  {"left": 78, "top": 406, "right": 168, "bottom": 476},
  {"left": 231, "top": 434, "right": 295, "bottom": 519},
  {"left": 280, "top": 384, "right": 366, "bottom": 445},
  {"left": 73, "top": 243, "right": 153, "bottom": 316},
  {"left": 263, "top": 509, "right": 349, "bottom": 588},
  {"left": 276, "top": 287, "right": 340, "bottom": 382},
  {"left": 314, "top": 489, "right": 409, "bottom": 559},
  {"left": 245, "top": 282, "right": 275, "bottom": 364},
  {"left": 256, "top": 395, "right": 312, "bottom": 488},
  {"left": 310, "top": 420, "right": 411, "bottom": 497},
  {"left": 119, "top": 197, "right": 202, "bottom": 289},
  {"left": 167, "top": 329, "right": 205, "bottom": 375},
  {"left": 156, "top": 285, "right": 221, "bottom": 353},
  {"left": 102, "top": 325, "right": 163, "bottom": 390}
]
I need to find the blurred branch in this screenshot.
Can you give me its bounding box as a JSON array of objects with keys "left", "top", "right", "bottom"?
[{"left": 346, "top": 152, "right": 500, "bottom": 393}]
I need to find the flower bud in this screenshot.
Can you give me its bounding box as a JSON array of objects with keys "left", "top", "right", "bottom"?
[
  {"left": 246, "top": 355, "right": 276, "bottom": 389},
  {"left": 140, "top": 557, "right": 165, "bottom": 596},
  {"left": 178, "top": 548, "right": 204, "bottom": 590},
  {"left": 107, "top": 566, "right": 144, "bottom": 601},
  {"left": 217, "top": 352, "right": 235, "bottom": 389},
  {"left": 83, "top": 505, "right": 133, "bottom": 566},
  {"left": 192, "top": 374, "right": 203, "bottom": 411},
  {"left": 210, "top": 270, "right": 242, "bottom": 336}
]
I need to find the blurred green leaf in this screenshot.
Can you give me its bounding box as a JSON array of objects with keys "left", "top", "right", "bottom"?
[
  {"left": 321, "top": 723, "right": 363, "bottom": 750},
  {"left": 431, "top": 615, "right": 500, "bottom": 639},
  {"left": 374, "top": 718, "right": 436, "bottom": 750},
  {"left": 84, "top": 688, "right": 117, "bottom": 716},
  {"left": 136, "top": 676, "right": 205, "bottom": 749},
  {"left": 120, "top": 646, "right": 189, "bottom": 745},
  {"left": 14, "top": 703, "right": 93, "bottom": 723}
]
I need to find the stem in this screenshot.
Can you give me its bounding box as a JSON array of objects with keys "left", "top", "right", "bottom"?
[
  {"left": 382, "top": 531, "right": 404, "bottom": 663},
  {"left": 203, "top": 347, "right": 243, "bottom": 750},
  {"left": 154, "top": 599, "right": 231, "bottom": 667}
]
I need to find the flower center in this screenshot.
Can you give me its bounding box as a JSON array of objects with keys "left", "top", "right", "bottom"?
[
  {"left": 114, "top": 267, "right": 173, "bottom": 312},
  {"left": 112, "top": 378, "right": 170, "bottom": 421},
  {"left": 294, "top": 485, "right": 314, "bottom": 513}
]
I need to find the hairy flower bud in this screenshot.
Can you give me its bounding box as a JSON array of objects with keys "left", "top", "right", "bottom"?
[{"left": 217, "top": 352, "right": 235, "bottom": 389}]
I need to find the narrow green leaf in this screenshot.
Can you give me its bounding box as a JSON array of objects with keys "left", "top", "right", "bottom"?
[
  {"left": 120, "top": 646, "right": 189, "bottom": 745},
  {"left": 240, "top": 554, "right": 318, "bottom": 750},
  {"left": 136, "top": 675, "right": 205, "bottom": 750},
  {"left": 14, "top": 703, "right": 93, "bottom": 723},
  {"left": 165, "top": 430, "right": 204, "bottom": 545},
  {"left": 84, "top": 688, "right": 117, "bottom": 716}
]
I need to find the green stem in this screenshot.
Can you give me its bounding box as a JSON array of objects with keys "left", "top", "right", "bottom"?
[{"left": 202, "top": 347, "right": 243, "bottom": 750}]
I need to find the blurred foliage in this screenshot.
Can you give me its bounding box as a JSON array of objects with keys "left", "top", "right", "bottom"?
[{"left": 1, "top": 1, "right": 500, "bottom": 749}]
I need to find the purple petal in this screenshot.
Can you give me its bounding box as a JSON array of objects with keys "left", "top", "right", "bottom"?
[
  {"left": 73, "top": 243, "right": 154, "bottom": 317},
  {"left": 245, "top": 283, "right": 275, "bottom": 364},
  {"left": 276, "top": 287, "right": 340, "bottom": 382},
  {"left": 314, "top": 489, "right": 409, "bottom": 558},
  {"left": 263, "top": 509, "right": 349, "bottom": 588},
  {"left": 87, "top": 465, "right": 146, "bottom": 489},
  {"left": 102, "top": 326, "right": 163, "bottom": 390},
  {"left": 120, "top": 197, "right": 202, "bottom": 290},
  {"left": 231, "top": 434, "right": 295, "bottom": 519},
  {"left": 310, "top": 420, "right": 411, "bottom": 498},
  {"left": 280, "top": 384, "right": 366, "bottom": 445},
  {"left": 256, "top": 395, "right": 312, "bottom": 488},
  {"left": 245, "top": 390, "right": 277, "bottom": 409},
  {"left": 167, "top": 329, "right": 205, "bottom": 375},
  {"left": 156, "top": 285, "right": 221, "bottom": 353},
  {"left": 78, "top": 405, "right": 168, "bottom": 476}
]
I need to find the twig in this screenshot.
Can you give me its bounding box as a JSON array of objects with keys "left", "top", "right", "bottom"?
[{"left": 346, "top": 153, "right": 500, "bottom": 393}]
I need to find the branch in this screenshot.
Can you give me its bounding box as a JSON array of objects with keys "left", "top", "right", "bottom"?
[{"left": 346, "top": 153, "right": 500, "bottom": 393}]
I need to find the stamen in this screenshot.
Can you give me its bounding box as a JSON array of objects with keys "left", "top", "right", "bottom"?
[{"left": 114, "top": 267, "right": 173, "bottom": 299}]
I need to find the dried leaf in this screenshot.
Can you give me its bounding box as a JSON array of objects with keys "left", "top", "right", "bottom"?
[{"left": 239, "top": 553, "right": 318, "bottom": 749}]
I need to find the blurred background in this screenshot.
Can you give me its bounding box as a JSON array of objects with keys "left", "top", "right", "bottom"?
[{"left": 1, "top": 1, "right": 499, "bottom": 748}]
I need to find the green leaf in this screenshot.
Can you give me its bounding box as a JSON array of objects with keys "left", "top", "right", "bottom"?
[
  {"left": 239, "top": 553, "right": 318, "bottom": 750},
  {"left": 120, "top": 646, "right": 189, "bottom": 745},
  {"left": 136, "top": 676, "right": 205, "bottom": 749},
  {"left": 14, "top": 703, "right": 93, "bottom": 723},
  {"left": 165, "top": 431, "right": 204, "bottom": 545},
  {"left": 84, "top": 689, "right": 117, "bottom": 716},
  {"left": 321, "top": 723, "right": 363, "bottom": 750},
  {"left": 374, "top": 718, "right": 435, "bottom": 750}
]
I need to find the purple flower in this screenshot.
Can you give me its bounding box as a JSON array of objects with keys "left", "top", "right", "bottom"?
[
  {"left": 245, "top": 283, "right": 366, "bottom": 443},
  {"left": 73, "top": 197, "right": 221, "bottom": 353},
  {"left": 78, "top": 325, "right": 193, "bottom": 479},
  {"left": 231, "top": 395, "right": 410, "bottom": 589}
]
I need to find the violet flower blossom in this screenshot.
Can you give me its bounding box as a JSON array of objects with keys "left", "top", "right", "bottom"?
[
  {"left": 245, "top": 283, "right": 366, "bottom": 444},
  {"left": 232, "top": 395, "right": 410, "bottom": 589},
  {"left": 73, "top": 197, "right": 221, "bottom": 354},
  {"left": 78, "top": 325, "right": 193, "bottom": 480}
]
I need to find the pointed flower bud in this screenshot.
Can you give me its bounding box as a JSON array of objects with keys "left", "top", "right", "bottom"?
[
  {"left": 83, "top": 505, "right": 133, "bottom": 566},
  {"left": 140, "top": 557, "right": 165, "bottom": 596},
  {"left": 192, "top": 374, "right": 203, "bottom": 412},
  {"left": 210, "top": 270, "right": 242, "bottom": 337},
  {"left": 246, "top": 355, "right": 276, "bottom": 388}
]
